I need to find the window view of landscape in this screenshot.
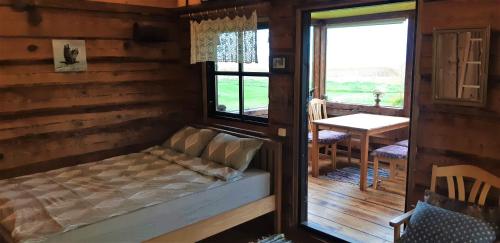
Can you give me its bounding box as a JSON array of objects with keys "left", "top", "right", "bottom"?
[
  {"left": 215, "top": 29, "right": 269, "bottom": 118},
  {"left": 325, "top": 20, "right": 409, "bottom": 107}
]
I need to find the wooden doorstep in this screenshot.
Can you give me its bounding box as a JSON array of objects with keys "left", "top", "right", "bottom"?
[
  {"left": 144, "top": 195, "right": 276, "bottom": 243},
  {"left": 308, "top": 203, "right": 393, "bottom": 241},
  {"left": 307, "top": 214, "right": 388, "bottom": 243}
]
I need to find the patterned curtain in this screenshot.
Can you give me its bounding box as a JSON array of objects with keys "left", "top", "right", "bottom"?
[{"left": 190, "top": 11, "right": 258, "bottom": 64}]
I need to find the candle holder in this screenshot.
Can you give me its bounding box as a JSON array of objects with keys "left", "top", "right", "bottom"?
[{"left": 373, "top": 90, "right": 384, "bottom": 107}]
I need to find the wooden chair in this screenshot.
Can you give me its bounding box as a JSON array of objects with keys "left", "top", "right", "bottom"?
[
  {"left": 308, "top": 98, "right": 351, "bottom": 169},
  {"left": 372, "top": 144, "right": 408, "bottom": 190},
  {"left": 390, "top": 164, "right": 500, "bottom": 241}
]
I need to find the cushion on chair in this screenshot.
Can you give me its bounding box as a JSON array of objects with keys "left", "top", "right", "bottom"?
[
  {"left": 307, "top": 130, "right": 349, "bottom": 144},
  {"left": 395, "top": 139, "right": 409, "bottom": 147},
  {"left": 424, "top": 190, "right": 500, "bottom": 239},
  {"left": 371, "top": 145, "right": 408, "bottom": 159},
  {"left": 400, "top": 201, "right": 497, "bottom": 243}
]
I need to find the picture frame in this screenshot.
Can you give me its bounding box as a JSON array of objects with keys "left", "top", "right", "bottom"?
[
  {"left": 52, "top": 39, "right": 88, "bottom": 72},
  {"left": 270, "top": 55, "right": 290, "bottom": 73}
]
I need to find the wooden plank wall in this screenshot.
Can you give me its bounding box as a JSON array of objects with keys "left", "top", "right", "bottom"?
[
  {"left": 185, "top": 0, "right": 411, "bottom": 229},
  {"left": 265, "top": 0, "right": 407, "bottom": 228},
  {"left": 408, "top": 0, "right": 500, "bottom": 207},
  {"left": 0, "top": 1, "right": 201, "bottom": 178},
  {"left": 268, "top": 0, "right": 297, "bottom": 228},
  {"left": 179, "top": 0, "right": 297, "bottom": 228},
  {"left": 268, "top": 0, "right": 500, "bottom": 224}
]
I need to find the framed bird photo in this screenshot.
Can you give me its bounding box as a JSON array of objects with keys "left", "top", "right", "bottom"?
[{"left": 52, "top": 39, "right": 87, "bottom": 72}]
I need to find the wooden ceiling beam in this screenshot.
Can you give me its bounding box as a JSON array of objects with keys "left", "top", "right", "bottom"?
[{"left": 86, "top": 0, "right": 178, "bottom": 9}]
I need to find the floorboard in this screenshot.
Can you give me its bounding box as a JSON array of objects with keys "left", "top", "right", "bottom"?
[{"left": 307, "top": 159, "right": 405, "bottom": 243}]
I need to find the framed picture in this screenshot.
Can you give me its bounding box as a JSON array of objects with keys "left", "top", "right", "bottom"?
[
  {"left": 52, "top": 39, "right": 87, "bottom": 72},
  {"left": 270, "top": 55, "right": 290, "bottom": 73}
]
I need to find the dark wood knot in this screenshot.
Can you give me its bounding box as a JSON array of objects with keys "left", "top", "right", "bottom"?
[
  {"left": 71, "top": 120, "right": 84, "bottom": 127},
  {"left": 123, "top": 41, "right": 131, "bottom": 50},
  {"left": 27, "top": 44, "right": 38, "bottom": 52}
]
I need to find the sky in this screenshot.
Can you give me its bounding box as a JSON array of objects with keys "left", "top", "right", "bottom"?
[
  {"left": 325, "top": 20, "right": 409, "bottom": 69},
  {"left": 217, "top": 21, "right": 409, "bottom": 76}
]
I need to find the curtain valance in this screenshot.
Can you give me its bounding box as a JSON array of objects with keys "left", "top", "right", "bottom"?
[{"left": 190, "top": 11, "right": 258, "bottom": 64}]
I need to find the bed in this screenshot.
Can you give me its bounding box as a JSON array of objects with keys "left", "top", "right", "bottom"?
[{"left": 0, "top": 126, "right": 282, "bottom": 243}]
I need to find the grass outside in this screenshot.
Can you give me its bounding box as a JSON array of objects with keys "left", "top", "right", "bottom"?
[
  {"left": 325, "top": 80, "right": 404, "bottom": 107},
  {"left": 216, "top": 77, "right": 404, "bottom": 112},
  {"left": 216, "top": 77, "right": 269, "bottom": 113}
]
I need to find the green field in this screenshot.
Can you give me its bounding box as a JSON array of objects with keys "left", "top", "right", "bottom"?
[
  {"left": 216, "top": 77, "right": 269, "bottom": 113},
  {"left": 216, "top": 77, "right": 404, "bottom": 112},
  {"left": 325, "top": 80, "right": 404, "bottom": 107}
]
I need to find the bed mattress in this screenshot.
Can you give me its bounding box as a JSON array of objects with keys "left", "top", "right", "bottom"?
[
  {"left": 0, "top": 147, "right": 270, "bottom": 243},
  {"left": 42, "top": 169, "right": 269, "bottom": 243}
]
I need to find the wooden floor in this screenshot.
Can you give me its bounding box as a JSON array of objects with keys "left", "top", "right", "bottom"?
[{"left": 307, "top": 175, "right": 405, "bottom": 243}]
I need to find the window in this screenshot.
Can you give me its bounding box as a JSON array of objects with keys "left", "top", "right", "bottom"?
[
  {"left": 309, "top": 26, "right": 315, "bottom": 97},
  {"left": 325, "top": 19, "right": 409, "bottom": 108},
  {"left": 207, "top": 28, "right": 269, "bottom": 124}
]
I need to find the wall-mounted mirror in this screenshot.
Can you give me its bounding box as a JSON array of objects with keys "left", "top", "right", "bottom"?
[{"left": 433, "top": 27, "right": 490, "bottom": 107}]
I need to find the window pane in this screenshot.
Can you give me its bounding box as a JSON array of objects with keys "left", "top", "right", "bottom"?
[
  {"left": 216, "top": 62, "right": 238, "bottom": 72},
  {"left": 243, "top": 29, "right": 269, "bottom": 72},
  {"left": 325, "top": 20, "right": 408, "bottom": 108},
  {"left": 243, "top": 76, "right": 269, "bottom": 118},
  {"left": 216, "top": 75, "right": 239, "bottom": 114}
]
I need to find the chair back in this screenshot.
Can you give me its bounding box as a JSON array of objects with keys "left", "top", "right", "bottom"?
[
  {"left": 308, "top": 98, "right": 328, "bottom": 131},
  {"left": 430, "top": 165, "right": 500, "bottom": 206}
]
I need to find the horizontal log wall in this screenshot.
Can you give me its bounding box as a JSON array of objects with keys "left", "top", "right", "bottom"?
[
  {"left": 178, "top": 0, "right": 296, "bottom": 228},
  {"left": 408, "top": 0, "right": 500, "bottom": 207},
  {"left": 185, "top": 0, "right": 413, "bottom": 229},
  {"left": 0, "top": 2, "right": 200, "bottom": 178}
]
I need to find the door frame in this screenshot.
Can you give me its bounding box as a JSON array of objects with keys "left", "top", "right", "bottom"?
[{"left": 292, "top": 0, "right": 420, "bottom": 238}]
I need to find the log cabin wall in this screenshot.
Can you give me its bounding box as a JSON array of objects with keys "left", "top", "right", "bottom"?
[
  {"left": 266, "top": 0, "right": 413, "bottom": 228},
  {"left": 178, "top": 0, "right": 298, "bottom": 228},
  {"left": 266, "top": 0, "right": 500, "bottom": 226},
  {"left": 408, "top": 0, "right": 500, "bottom": 207},
  {"left": 181, "top": 0, "right": 413, "bottom": 229},
  {"left": 0, "top": 1, "right": 201, "bottom": 178}
]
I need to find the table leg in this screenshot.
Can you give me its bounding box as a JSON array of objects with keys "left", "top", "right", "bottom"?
[
  {"left": 359, "top": 134, "right": 369, "bottom": 191},
  {"left": 311, "top": 124, "right": 319, "bottom": 177}
]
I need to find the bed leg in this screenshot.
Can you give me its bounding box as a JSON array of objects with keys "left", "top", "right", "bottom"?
[
  {"left": 274, "top": 194, "right": 282, "bottom": 233},
  {"left": 274, "top": 212, "right": 282, "bottom": 233}
]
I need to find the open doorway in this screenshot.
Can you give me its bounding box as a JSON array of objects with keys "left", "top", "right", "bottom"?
[{"left": 299, "top": 2, "right": 416, "bottom": 242}]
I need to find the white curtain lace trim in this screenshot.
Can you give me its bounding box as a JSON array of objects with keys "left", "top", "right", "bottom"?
[{"left": 190, "top": 11, "right": 258, "bottom": 64}]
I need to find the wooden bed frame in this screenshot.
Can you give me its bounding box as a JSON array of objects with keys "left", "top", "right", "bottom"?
[
  {"left": 144, "top": 125, "right": 283, "bottom": 243},
  {"left": 0, "top": 125, "right": 282, "bottom": 243}
]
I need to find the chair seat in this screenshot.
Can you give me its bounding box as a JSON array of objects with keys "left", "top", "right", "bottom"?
[
  {"left": 308, "top": 130, "right": 349, "bottom": 144},
  {"left": 395, "top": 139, "right": 409, "bottom": 147},
  {"left": 372, "top": 145, "right": 408, "bottom": 159}
]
